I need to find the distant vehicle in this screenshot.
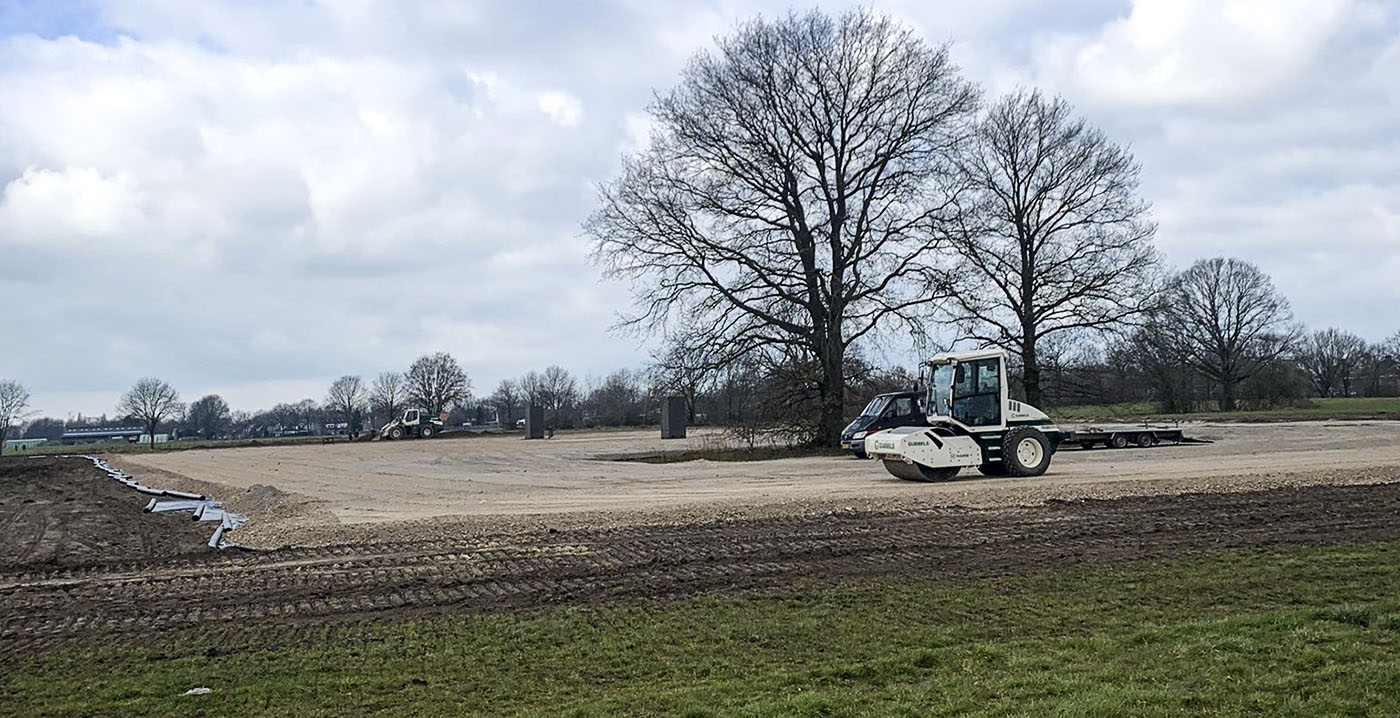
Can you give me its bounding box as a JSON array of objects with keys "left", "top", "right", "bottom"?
[
  {"left": 515, "top": 418, "right": 526, "bottom": 429},
  {"left": 379, "top": 409, "right": 445, "bottom": 440},
  {"left": 840, "top": 390, "right": 928, "bottom": 458}
]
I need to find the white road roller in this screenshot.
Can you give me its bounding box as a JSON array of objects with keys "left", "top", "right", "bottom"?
[{"left": 863, "top": 348, "right": 1064, "bottom": 481}]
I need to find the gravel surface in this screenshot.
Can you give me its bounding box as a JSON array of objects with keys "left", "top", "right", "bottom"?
[{"left": 111, "top": 422, "right": 1400, "bottom": 549}]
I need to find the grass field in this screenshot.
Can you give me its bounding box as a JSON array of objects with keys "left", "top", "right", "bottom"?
[
  {"left": 1051, "top": 396, "right": 1400, "bottom": 423},
  {"left": 5, "top": 541, "right": 1397, "bottom": 717}
]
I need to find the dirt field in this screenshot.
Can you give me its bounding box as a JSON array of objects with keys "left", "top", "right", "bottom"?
[
  {"left": 115, "top": 421, "right": 1400, "bottom": 547},
  {"left": 4, "top": 431, "right": 1400, "bottom": 664},
  {"left": 2, "top": 473, "right": 1398, "bottom": 662},
  {"left": 0, "top": 457, "right": 214, "bottom": 569}
]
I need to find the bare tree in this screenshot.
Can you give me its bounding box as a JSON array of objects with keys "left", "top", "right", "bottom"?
[
  {"left": 406, "top": 352, "right": 470, "bottom": 417},
  {"left": 325, "top": 375, "right": 367, "bottom": 435},
  {"left": 186, "top": 394, "right": 231, "bottom": 439},
  {"left": 948, "top": 89, "right": 1160, "bottom": 407},
  {"left": 587, "top": 9, "right": 978, "bottom": 446},
  {"left": 370, "top": 371, "right": 408, "bottom": 426},
  {"left": 117, "top": 378, "right": 182, "bottom": 447},
  {"left": 489, "top": 379, "right": 521, "bottom": 427},
  {"left": 586, "top": 370, "right": 643, "bottom": 427},
  {"left": 1160, "top": 258, "right": 1298, "bottom": 411},
  {"left": 1295, "top": 328, "right": 1368, "bottom": 397},
  {"left": 537, "top": 365, "right": 579, "bottom": 427},
  {"left": 0, "top": 380, "right": 32, "bottom": 454},
  {"left": 519, "top": 371, "right": 544, "bottom": 408},
  {"left": 647, "top": 331, "right": 725, "bottom": 423}
]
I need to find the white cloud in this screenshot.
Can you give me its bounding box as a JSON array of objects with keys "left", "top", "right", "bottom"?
[
  {"left": 1032, "top": 0, "right": 1360, "bottom": 107},
  {"left": 0, "top": 0, "right": 1397, "bottom": 417},
  {"left": 0, "top": 167, "right": 145, "bottom": 245},
  {"left": 537, "top": 90, "right": 583, "bottom": 126}
]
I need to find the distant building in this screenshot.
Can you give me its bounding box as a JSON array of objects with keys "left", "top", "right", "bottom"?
[
  {"left": 4, "top": 438, "right": 48, "bottom": 451},
  {"left": 60, "top": 427, "right": 170, "bottom": 446}
]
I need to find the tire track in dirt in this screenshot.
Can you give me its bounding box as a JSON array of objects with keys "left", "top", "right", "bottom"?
[{"left": 2, "top": 481, "right": 1398, "bottom": 660}]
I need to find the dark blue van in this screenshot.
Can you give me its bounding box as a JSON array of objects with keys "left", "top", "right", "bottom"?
[{"left": 839, "top": 390, "right": 928, "bottom": 458}]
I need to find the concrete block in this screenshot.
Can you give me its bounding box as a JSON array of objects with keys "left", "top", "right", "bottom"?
[
  {"left": 524, "top": 405, "right": 545, "bottom": 439},
  {"left": 661, "top": 396, "right": 687, "bottom": 439}
]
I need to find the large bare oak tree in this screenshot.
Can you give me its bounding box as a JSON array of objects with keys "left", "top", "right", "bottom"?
[
  {"left": 325, "top": 375, "right": 367, "bottom": 434},
  {"left": 1159, "top": 257, "right": 1298, "bottom": 411},
  {"left": 118, "top": 378, "right": 182, "bottom": 446},
  {"left": 1296, "top": 327, "right": 1368, "bottom": 397},
  {"left": 949, "top": 89, "right": 1159, "bottom": 407},
  {"left": 588, "top": 10, "right": 978, "bottom": 445},
  {"left": 406, "top": 352, "right": 470, "bottom": 417}
]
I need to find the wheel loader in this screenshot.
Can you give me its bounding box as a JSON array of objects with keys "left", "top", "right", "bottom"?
[
  {"left": 862, "top": 348, "right": 1064, "bottom": 481},
  {"left": 378, "top": 408, "right": 444, "bottom": 440}
]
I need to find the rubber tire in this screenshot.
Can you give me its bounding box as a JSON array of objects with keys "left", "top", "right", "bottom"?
[
  {"left": 1080, "top": 441, "right": 1097, "bottom": 450},
  {"left": 978, "top": 462, "right": 1009, "bottom": 477},
  {"left": 388, "top": 427, "right": 404, "bottom": 440},
  {"left": 1135, "top": 432, "right": 1153, "bottom": 448},
  {"left": 851, "top": 448, "right": 868, "bottom": 460},
  {"left": 1110, "top": 434, "right": 1129, "bottom": 449},
  {"left": 420, "top": 425, "right": 435, "bottom": 439},
  {"left": 1001, "top": 427, "right": 1051, "bottom": 477},
  {"left": 882, "top": 460, "right": 960, "bottom": 482}
]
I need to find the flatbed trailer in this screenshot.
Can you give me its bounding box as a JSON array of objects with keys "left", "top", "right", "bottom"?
[{"left": 1061, "top": 424, "right": 1200, "bottom": 450}]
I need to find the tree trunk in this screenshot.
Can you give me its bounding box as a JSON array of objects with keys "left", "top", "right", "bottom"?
[
  {"left": 815, "top": 334, "right": 846, "bottom": 447},
  {"left": 1021, "top": 335, "right": 1043, "bottom": 408},
  {"left": 1220, "top": 380, "right": 1237, "bottom": 412}
]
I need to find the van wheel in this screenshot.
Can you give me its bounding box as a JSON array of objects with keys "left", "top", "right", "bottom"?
[{"left": 1002, "top": 428, "right": 1051, "bottom": 477}]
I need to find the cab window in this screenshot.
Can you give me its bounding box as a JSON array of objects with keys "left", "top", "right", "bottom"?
[
  {"left": 405, "top": 410, "right": 418, "bottom": 422},
  {"left": 888, "top": 396, "right": 916, "bottom": 418},
  {"left": 951, "top": 359, "right": 1002, "bottom": 427}
]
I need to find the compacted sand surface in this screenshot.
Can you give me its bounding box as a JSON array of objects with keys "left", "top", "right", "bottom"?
[{"left": 112, "top": 421, "right": 1400, "bottom": 547}]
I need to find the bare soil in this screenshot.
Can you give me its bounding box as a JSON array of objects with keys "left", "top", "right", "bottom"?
[
  {"left": 1, "top": 463, "right": 1397, "bottom": 663},
  {"left": 115, "top": 421, "right": 1400, "bottom": 548},
  {"left": 0, "top": 457, "right": 214, "bottom": 569}
]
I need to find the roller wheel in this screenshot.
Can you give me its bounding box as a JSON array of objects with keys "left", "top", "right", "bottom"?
[
  {"left": 882, "top": 460, "right": 960, "bottom": 482},
  {"left": 420, "top": 425, "right": 435, "bottom": 439},
  {"left": 388, "top": 426, "right": 404, "bottom": 440},
  {"left": 978, "top": 462, "right": 1009, "bottom": 477},
  {"left": 1001, "top": 427, "right": 1051, "bottom": 477},
  {"left": 1110, "top": 434, "right": 1129, "bottom": 449}
]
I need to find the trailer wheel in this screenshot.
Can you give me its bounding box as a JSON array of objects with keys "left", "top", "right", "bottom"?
[
  {"left": 1002, "top": 428, "right": 1051, "bottom": 477},
  {"left": 978, "top": 462, "right": 1008, "bottom": 477},
  {"left": 1135, "top": 432, "right": 1154, "bottom": 448},
  {"left": 420, "top": 425, "right": 435, "bottom": 439},
  {"left": 1109, "top": 434, "right": 1129, "bottom": 449}
]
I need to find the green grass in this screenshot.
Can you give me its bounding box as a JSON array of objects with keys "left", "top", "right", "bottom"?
[
  {"left": 1050, "top": 396, "right": 1400, "bottom": 423},
  {"left": 5, "top": 542, "right": 1400, "bottom": 717}
]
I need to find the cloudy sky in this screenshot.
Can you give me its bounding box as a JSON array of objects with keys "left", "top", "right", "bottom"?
[{"left": 1, "top": 0, "right": 1397, "bottom": 419}]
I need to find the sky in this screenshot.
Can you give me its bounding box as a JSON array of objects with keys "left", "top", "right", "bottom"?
[{"left": 1, "top": 0, "right": 1397, "bottom": 419}]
